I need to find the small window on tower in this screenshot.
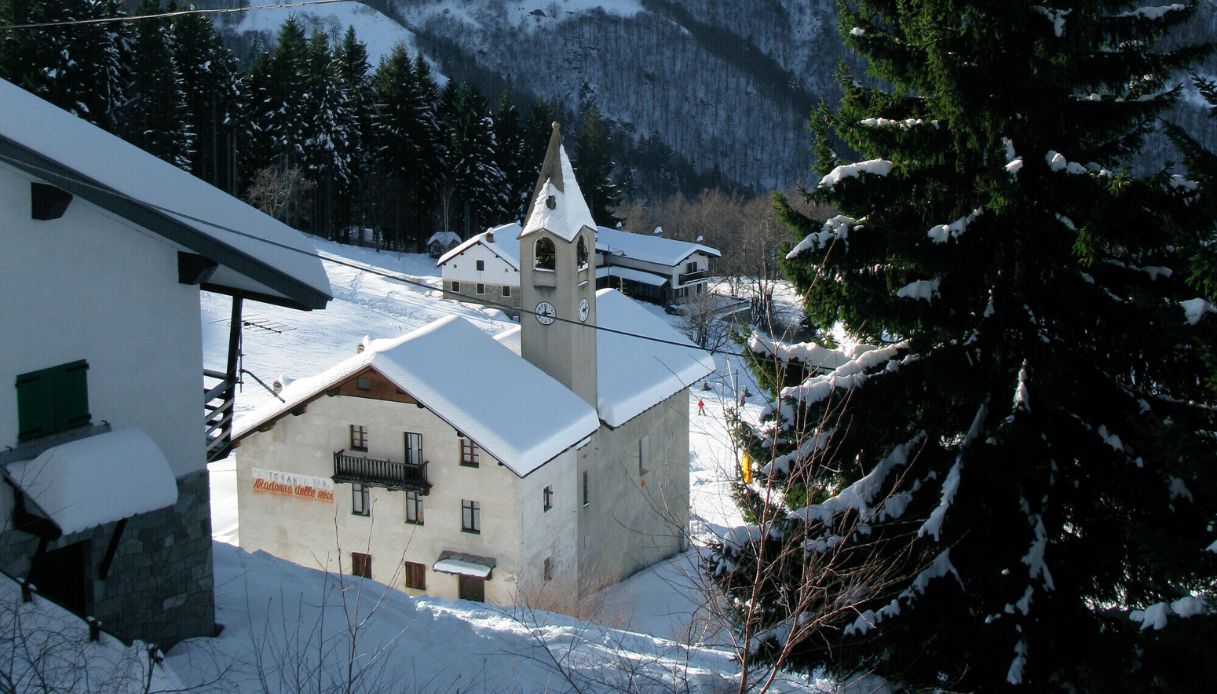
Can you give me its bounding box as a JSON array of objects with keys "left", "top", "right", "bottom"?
[
  {"left": 535, "top": 238, "right": 556, "bottom": 270},
  {"left": 577, "top": 236, "right": 589, "bottom": 270}
]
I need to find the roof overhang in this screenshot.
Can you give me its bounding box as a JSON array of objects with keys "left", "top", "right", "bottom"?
[
  {"left": 0, "top": 136, "right": 330, "bottom": 311},
  {"left": 433, "top": 551, "right": 496, "bottom": 579}
]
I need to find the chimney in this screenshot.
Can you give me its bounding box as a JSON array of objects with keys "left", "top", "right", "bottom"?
[{"left": 486, "top": 230, "right": 494, "bottom": 243}]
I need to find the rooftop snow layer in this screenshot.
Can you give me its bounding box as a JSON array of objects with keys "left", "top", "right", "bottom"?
[
  {"left": 236, "top": 315, "right": 599, "bottom": 476},
  {"left": 437, "top": 222, "right": 522, "bottom": 269},
  {"left": 596, "top": 264, "right": 668, "bottom": 287},
  {"left": 595, "top": 289, "right": 715, "bottom": 426},
  {"left": 596, "top": 226, "right": 721, "bottom": 266},
  {"left": 3, "top": 428, "right": 178, "bottom": 536},
  {"left": 0, "top": 79, "right": 331, "bottom": 309},
  {"left": 521, "top": 144, "right": 596, "bottom": 241},
  {"left": 427, "top": 230, "right": 462, "bottom": 246}
]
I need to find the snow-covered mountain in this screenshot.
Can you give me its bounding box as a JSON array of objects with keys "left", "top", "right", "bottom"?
[{"left": 211, "top": 0, "right": 1216, "bottom": 191}]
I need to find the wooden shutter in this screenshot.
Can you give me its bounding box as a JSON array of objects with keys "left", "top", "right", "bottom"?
[{"left": 15, "top": 360, "right": 89, "bottom": 442}]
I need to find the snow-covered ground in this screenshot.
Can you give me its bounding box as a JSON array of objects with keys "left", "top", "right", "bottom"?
[{"left": 181, "top": 240, "right": 807, "bottom": 691}]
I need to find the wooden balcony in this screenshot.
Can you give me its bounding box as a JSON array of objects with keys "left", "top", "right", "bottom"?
[
  {"left": 333, "top": 450, "right": 431, "bottom": 494},
  {"left": 678, "top": 269, "right": 708, "bottom": 285}
]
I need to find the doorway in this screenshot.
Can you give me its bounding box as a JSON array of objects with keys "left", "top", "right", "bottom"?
[
  {"left": 458, "top": 575, "right": 485, "bottom": 602},
  {"left": 28, "top": 540, "right": 92, "bottom": 617}
]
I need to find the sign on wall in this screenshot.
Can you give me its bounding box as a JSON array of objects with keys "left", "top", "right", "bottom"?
[{"left": 252, "top": 467, "right": 335, "bottom": 503}]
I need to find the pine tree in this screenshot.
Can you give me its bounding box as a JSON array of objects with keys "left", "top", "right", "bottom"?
[
  {"left": 172, "top": 6, "right": 241, "bottom": 192},
  {"left": 333, "top": 25, "right": 372, "bottom": 242},
  {"left": 713, "top": 3, "right": 1217, "bottom": 690},
  {"left": 124, "top": 0, "right": 192, "bottom": 169},
  {"left": 439, "top": 83, "right": 506, "bottom": 237},
  {"left": 573, "top": 103, "right": 619, "bottom": 225},
  {"left": 494, "top": 91, "right": 531, "bottom": 224}
]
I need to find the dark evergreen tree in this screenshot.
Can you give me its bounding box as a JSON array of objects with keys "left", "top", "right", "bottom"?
[
  {"left": 439, "top": 82, "right": 506, "bottom": 237},
  {"left": 172, "top": 6, "right": 241, "bottom": 192},
  {"left": 123, "top": 0, "right": 192, "bottom": 169},
  {"left": 333, "top": 25, "right": 372, "bottom": 242},
  {"left": 238, "top": 47, "right": 277, "bottom": 197},
  {"left": 493, "top": 91, "right": 531, "bottom": 224},
  {"left": 268, "top": 17, "right": 310, "bottom": 171},
  {"left": 573, "top": 103, "right": 619, "bottom": 225},
  {"left": 299, "top": 30, "right": 354, "bottom": 237},
  {"left": 713, "top": 2, "right": 1217, "bottom": 691}
]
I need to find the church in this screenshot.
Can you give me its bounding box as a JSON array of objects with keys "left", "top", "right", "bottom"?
[{"left": 231, "top": 125, "right": 715, "bottom": 609}]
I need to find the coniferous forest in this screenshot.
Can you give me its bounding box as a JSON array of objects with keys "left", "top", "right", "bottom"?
[{"left": 0, "top": 0, "right": 627, "bottom": 249}]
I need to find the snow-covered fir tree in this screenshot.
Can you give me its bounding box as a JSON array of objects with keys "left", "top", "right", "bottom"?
[
  {"left": 171, "top": 7, "right": 241, "bottom": 192},
  {"left": 713, "top": 2, "right": 1217, "bottom": 690},
  {"left": 123, "top": 0, "right": 192, "bottom": 170},
  {"left": 493, "top": 91, "right": 532, "bottom": 224},
  {"left": 439, "top": 82, "right": 507, "bottom": 237},
  {"left": 573, "top": 103, "right": 620, "bottom": 224},
  {"left": 333, "top": 25, "right": 372, "bottom": 241}
]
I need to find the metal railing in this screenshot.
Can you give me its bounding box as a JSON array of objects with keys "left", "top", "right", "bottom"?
[
  {"left": 333, "top": 450, "right": 430, "bottom": 493},
  {"left": 204, "top": 369, "right": 234, "bottom": 462}
]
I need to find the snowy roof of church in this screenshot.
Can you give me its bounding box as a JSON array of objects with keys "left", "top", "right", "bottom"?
[
  {"left": 427, "top": 231, "right": 462, "bottom": 247},
  {"left": 496, "top": 289, "right": 716, "bottom": 428},
  {"left": 234, "top": 316, "right": 599, "bottom": 477},
  {"left": 0, "top": 79, "right": 331, "bottom": 310},
  {"left": 521, "top": 124, "right": 596, "bottom": 242},
  {"left": 596, "top": 226, "right": 721, "bottom": 266},
  {"left": 436, "top": 222, "right": 522, "bottom": 269},
  {"left": 2, "top": 428, "right": 178, "bottom": 536}
]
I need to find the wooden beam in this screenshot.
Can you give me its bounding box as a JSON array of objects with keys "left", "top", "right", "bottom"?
[
  {"left": 30, "top": 182, "right": 72, "bottom": 220},
  {"left": 178, "top": 252, "right": 218, "bottom": 286}
]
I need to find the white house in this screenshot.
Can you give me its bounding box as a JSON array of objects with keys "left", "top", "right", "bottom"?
[
  {"left": 425, "top": 230, "right": 462, "bottom": 258},
  {"left": 438, "top": 223, "right": 719, "bottom": 312},
  {"left": 233, "top": 125, "right": 715, "bottom": 609},
  {"left": 0, "top": 78, "right": 331, "bottom": 648}
]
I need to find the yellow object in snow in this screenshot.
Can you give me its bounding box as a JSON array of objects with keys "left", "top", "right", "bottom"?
[{"left": 741, "top": 450, "right": 752, "bottom": 484}]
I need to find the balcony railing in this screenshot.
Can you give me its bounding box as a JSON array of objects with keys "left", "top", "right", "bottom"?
[
  {"left": 333, "top": 450, "right": 431, "bottom": 494},
  {"left": 678, "top": 269, "right": 708, "bottom": 285},
  {"left": 204, "top": 369, "right": 235, "bottom": 463}
]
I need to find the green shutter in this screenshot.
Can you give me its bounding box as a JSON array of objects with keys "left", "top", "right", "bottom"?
[{"left": 15, "top": 360, "right": 90, "bottom": 442}]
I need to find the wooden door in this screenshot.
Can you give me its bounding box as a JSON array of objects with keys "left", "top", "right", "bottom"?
[{"left": 458, "top": 575, "right": 485, "bottom": 602}]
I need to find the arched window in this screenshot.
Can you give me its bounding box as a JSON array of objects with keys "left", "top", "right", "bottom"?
[
  {"left": 535, "top": 238, "right": 556, "bottom": 270},
  {"left": 576, "top": 236, "right": 589, "bottom": 270}
]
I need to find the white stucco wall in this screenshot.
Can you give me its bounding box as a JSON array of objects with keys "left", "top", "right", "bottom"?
[
  {"left": 440, "top": 243, "right": 518, "bottom": 285},
  {"left": 235, "top": 393, "right": 533, "bottom": 604},
  {"left": 513, "top": 440, "right": 582, "bottom": 611},
  {"left": 577, "top": 391, "right": 690, "bottom": 596},
  {"left": 0, "top": 165, "right": 203, "bottom": 478}
]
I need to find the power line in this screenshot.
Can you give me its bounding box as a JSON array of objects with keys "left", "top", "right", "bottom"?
[
  {"left": 0, "top": 148, "right": 753, "bottom": 359},
  {"left": 0, "top": 0, "right": 351, "bottom": 31}
]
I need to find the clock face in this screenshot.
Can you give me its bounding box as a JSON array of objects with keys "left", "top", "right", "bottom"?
[
  {"left": 535, "top": 301, "right": 557, "bottom": 325},
  {"left": 578, "top": 298, "right": 590, "bottom": 322}
]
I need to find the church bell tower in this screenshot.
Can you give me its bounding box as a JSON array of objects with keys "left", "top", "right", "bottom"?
[{"left": 519, "top": 123, "right": 598, "bottom": 409}]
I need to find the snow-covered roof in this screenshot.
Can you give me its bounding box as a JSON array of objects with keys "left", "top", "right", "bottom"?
[
  {"left": 434, "top": 558, "right": 493, "bottom": 578},
  {"left": 0, "top": 79, "right": 331, "bottom": 310},
  {"left": 436, "top": 222, "right": 522, "bottom": 269},
  {"left": 521, "top": 125, "right": 596, "bottom": 242},
  {"left": 2, "top": 428, "right": 178, "bottom": 536},
  {"left": 595, "top": 290, "right": 716, "bottom": 426},
  {"left": 427, "top": 231, "right": 462, "bottom": 247},
  {"left": 235, "top": 316, "right": 599, "bottom": 477},
  {"left": 596, "top": 265, "right": 669, "bottom": 287},
  {"left": 596, "top": 226, "right": 721, "bottom": 266},
  {"left": 496, "top": 290, "right": 716, "bottom": 428}
]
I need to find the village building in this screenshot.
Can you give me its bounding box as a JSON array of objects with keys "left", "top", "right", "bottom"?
[
  {"left": 425, "top": 230, "right": 462, "bottom": 258},
  {"left": 438, "top": 222, "right": 719, "bottom": 313},
  {"left": 232, "top": 125, "right": 715, "bottom": 609},
  {"left": 0, "top": 78, "right": 332, "bottom": 647}
]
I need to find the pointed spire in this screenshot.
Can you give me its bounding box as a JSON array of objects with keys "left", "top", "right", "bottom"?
[{"left": 530, "top": 122, "right": 565, "bottom": 209}]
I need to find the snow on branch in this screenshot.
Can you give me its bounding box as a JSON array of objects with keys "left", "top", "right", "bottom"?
[
  {"left": 1046, "top": 150, "right": 1089, "bottom": 174},
  {"left": 896, "top": 278, "right": 941, "bottom": 301},
  {"left": 1180, "top": 298, "right": 1214, "bottom": 325},
  {"left": 787, "top": 215, "right": 863, "bottom": 258},
  {"left": 1116, "top": 4, "right": 1187, "bottom": 20},
  {"left": 1022, "top": 515, "right": 1056, "bottom": 590},
  {"left": 859, "top": 117, "right": 939, "bottom": 129},
  {"left": 790, "top": 432, "right": 926, "bottom": 526},
  {"left": 1007, "top": 638, "right": 1029, "bottom": 685},
  {"left": 1130, "top": 595, "right": 1213, "bottom": 631},
  {"left": 779, "top": 341, "right": 910, "bottom": 408},
  {"left": 818, "top": 159, "right": 893, "bottom": 188},
  {"left": 747, "top": 332, "right": 869, "bottom": 370},
  {"left": 1013, "top": 361, "right": 1031, "bottom": 412},
  {"left": 927, "top": 208, "right": 983, "bottom": 244},
  {"left": 1031, "top": 6, "right": 1070, "bottom": 36},
  {"left": 844, "top": 549, "right": 964, "bottom": 637},
  {"left": 920, "top": 402, "right": 988, "bottom": 541},
  {"left": 761, "top": 430, "right": 832, "bottom": 477}
]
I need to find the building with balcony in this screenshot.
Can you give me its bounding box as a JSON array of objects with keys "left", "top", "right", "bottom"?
[
  {"left": 232, "top": 126, "right": 715, "bottom": 609},
  {"left": 0, "top": 78, "right": 331, "bottom": 648},
  {"left": 437, "top": 222, "right": 719, "bottom": 312}
]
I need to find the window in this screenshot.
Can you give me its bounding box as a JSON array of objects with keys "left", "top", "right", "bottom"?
[
  {"left": 535, "top": 238, "right": 555, "bottom": 270},
  {"left": 405, "top": 561, "right": 426, "bottom": 590},
  {"left": 476, "top": 283, "right": 485, "bottom": 295},
  {"left": 476, "top": 260, "right": 485, "bottom": 271},
  {"left": 404, "top": 432, "right": 423, "bottom": 466},
  {"left": 543, "top": 557, "right": 553, "bottom": 581},
  {"left": 582, "top": 470, "right": 590, "bottom": 507},
  {"left": 577, "top": 236, "right": 589, "bottom": 269},
  {"left": 686, "top": 261, "right": 698, "bottom": 273},
  {"left": 356, "top": 376, "right": 371, "bottom": 391},
  {"left": 405, "top": 491, "right": 424, "bottom": 525},
  {"left": 639, "top": 435, "right": 651, "bottom": 476},
  {"left": 16, "top": 360, "right": 90, "bottom": 442},
  {"left": 349, "top": 424, "right": 367, "bottom": 451},
  {"left": 352, "top": 483, "right": 370, "bottom": 516},
  {"left": 502, "top": 285, "right": 511, "bottom": 297},
  {"left": 543, "top": 486, "right": 553, "bottom": 512},
  {"left": 351, "top": 552, "right": 372, "bottom": 578},
  {"left": 460, "top": 435, "right": 479, "bottom": 467},
  {"left": 461, "top": 500, "right": 481, "bottom": 534},
  {"left": 452, "top": 281, "right": 461, "bottom": 292}
]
